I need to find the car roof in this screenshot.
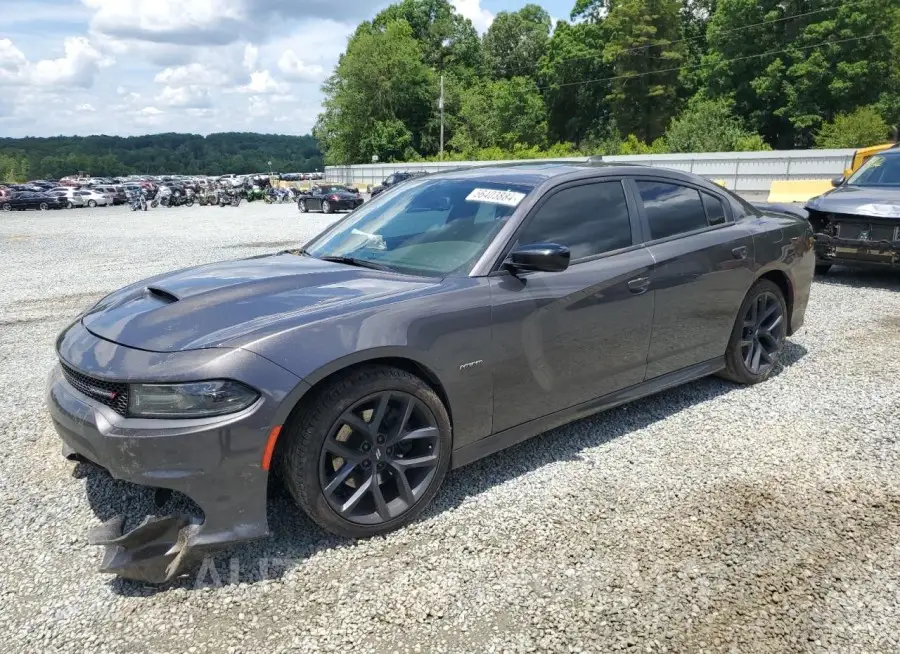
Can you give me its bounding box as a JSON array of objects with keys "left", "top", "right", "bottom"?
[{"left": 421, "top": 161, "right": 712, "bottom": 188}]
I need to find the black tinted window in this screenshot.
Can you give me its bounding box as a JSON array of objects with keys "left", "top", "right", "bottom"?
[
  {"left": 517, "top": 182, "right": 633, "bottom": 260},
  {"left": 701, "top": 192, "right": 727, "bottom": 225},
  {"left": 637, "top": 181, "right": 709, "bottom": 240}
]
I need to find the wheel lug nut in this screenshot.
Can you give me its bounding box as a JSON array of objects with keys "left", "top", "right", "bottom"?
[
  {"left": 362, "top": 443, "right": 371, "bottom": 452},
  {"left": 386, "top": 447, "right": 393, "bottom": 455},
  {"left": 363, "top": 460, "right": 371, "bottom": 467},
  {"left": 377, "top": 435, "right": 385, "bottom": 444},
  {"left": 377, "top": 462, "right": 385, "bottom": 470}
]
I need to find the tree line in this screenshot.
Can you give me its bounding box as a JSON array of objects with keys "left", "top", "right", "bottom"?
[
  {"left": 0, "top": 133, "right": 324, "bottom": 182},
  {"left": 314, "top": 0, "right": 900, "bottom": 164}
]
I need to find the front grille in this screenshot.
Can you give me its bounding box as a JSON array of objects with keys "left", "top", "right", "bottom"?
[
  {"left": 60, "top": 361, "right": 129, "bottom": 416},
  {"left": 836, "top": 221, "right": 898, "bottom": 242}
]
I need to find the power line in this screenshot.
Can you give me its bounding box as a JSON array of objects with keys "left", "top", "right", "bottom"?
[
  {"left": 546, "top": 1, "right": 863, "bottom": 68},
  {"left": 538, "top": 32, "right": 886, "bottom": 92}
]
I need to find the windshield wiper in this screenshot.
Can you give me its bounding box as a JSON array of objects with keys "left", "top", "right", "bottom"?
[{"left": 319, "top": 255, "right": 394, "bottom": 272}]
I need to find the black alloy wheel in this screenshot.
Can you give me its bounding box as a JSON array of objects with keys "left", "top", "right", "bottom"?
[
  {"left": 721, "top": 279, "right": 787, "bottom": 384},
  {"left": 318, "top": 391, "right": 441, "bottom": 525},
  {"left": 282, "top": 366, "right": 452, "bottom": 538},
  {"left": 740, "top": 290, "right": 785, "bottom": 376}
]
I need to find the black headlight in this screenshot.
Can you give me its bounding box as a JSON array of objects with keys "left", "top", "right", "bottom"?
[{"left": 128, "top": 380, "right": 259, "bottom": 418}]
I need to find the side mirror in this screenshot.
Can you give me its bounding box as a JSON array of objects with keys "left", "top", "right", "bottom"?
[
  {"left": 831, "top": 177, "right": 844, "bottom": 187},
  {"left": 507, "top": 243, "right": 570, "bottom": 273}
]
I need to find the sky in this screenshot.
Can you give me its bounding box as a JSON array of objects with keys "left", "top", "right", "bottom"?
[{"left": 0, "top": 0, "right": 573, "bottom": 138}]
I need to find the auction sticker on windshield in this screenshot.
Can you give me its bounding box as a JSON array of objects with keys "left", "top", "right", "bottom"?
[{"left": 466, "top": 188, "right": 527, "bottom": 207}]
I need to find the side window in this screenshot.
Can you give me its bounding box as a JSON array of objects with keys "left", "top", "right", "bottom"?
[
  {"left": 384, "top": 175, "right": 396, "bottom": 186},
  {"left": 636, "top": 181, "right": 709, "bottom": 240},
  {"left": 701, "top": 192, "right": 727, "bottom": 225},
  {"left": 517, "top": 182, "right": 633, "bottom": 260}
]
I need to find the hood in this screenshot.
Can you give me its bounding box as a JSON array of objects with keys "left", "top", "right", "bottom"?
[
  {"left": 81, "top": 253, "right": 437, "bottom": 352},
  {"left": 807, "top": 185, "right": 900, "bottom": 219}
]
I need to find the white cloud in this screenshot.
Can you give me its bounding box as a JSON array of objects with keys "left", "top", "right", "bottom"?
[
  {"left": 277, "top": 50, "right": 325, "bottom": 82},
  {"left": 0, "top": 40, "right": 28, "bottom": 81},
  {"left": 0, "top": 37, "right": 108, "bottom": 88},
  {"left": 157, "top": 85, "right": 212, "bottom": 108},
  {"left": 75, "top": 103, "right": 96, "bottom": 112},
  {"left": 451, "top": 0, "right": 494, "bottom": 33},
  {"left": 155, "top": 62, "right": 229, "bottom": 86},
  {"left": 237, "top": 69, "right": 288, "bottom": 94}
]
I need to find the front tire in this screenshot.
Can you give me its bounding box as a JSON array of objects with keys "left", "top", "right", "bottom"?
[
  {"left": 282, "top": 366, "right": 451, "bottom": 539},
  {"left": 40, "top": 202, "right": 49, "bottom": 211},
  {"left": 87, "top": 200, "right": 97, "bottom": 208},
  {"left": 298, "top": 199, "right": 308, "bottom": 213},
  {"left": 720, "top": 279, "right": 787, "bottom": 385},
  {"left": 66, "top": 202, "right": 74, "bottom": 209},
  {"left": 322, "top": 200, "right": 333, "bottom": 214}
]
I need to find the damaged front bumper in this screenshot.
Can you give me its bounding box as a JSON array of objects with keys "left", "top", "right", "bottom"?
[
  {"left": 48, "top": 362, "right": 274, "bottom": 583},
  {"left": 45, "top": 321, "right": 306, "bottom": 583},
  {"left": 814, "top": 232, "right": 900, "bottom": 267}
]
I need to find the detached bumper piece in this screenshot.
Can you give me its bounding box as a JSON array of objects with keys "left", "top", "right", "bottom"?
[{"left": 89, "top": 514, "right": 203, "bottom": 583}]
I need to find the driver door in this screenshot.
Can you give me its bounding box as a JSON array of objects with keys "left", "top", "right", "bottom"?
[
  {"left": 489, "top": 179, "right": 655, "bottom": 433},
  {"left": 307, "top": 186, "right": 322, "bottom": 211}
]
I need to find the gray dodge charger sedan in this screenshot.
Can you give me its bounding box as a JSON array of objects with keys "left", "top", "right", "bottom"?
[{"left": 47, "top": 163, "right": 815, "bottom": 582}]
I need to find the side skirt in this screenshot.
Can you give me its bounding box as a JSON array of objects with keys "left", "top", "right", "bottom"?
[{"left": 450, "top": 357, "right": 725, "bottom": 470}]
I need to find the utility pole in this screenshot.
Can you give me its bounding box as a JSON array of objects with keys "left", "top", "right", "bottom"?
[{"left": 439, "top": 74, "right": 444, "bottom": 162}]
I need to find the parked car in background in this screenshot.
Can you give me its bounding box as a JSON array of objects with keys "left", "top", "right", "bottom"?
[
  {"left": 369, "top": 171, "right": 428, "bottom": 198},
  {"left": 805, "top": 148, "right": 900, "bottom": 272},
  {"left": 93, "top": 185, "right": 127, "bottom": 205},
  {"left": 48, "top": 188, "right": 85, "bottom": 209},
  {"left": 75, "top": 189, "right": 112, "bottom": 207},
  {"left": 298, "top": 184, "right": 364, "bottom": 214},
  {"left": 2, "top": 191, "right": 67, "bottom": 211},
  {"left": 48, "top": 162, "right": 814, "bottom": 583}
]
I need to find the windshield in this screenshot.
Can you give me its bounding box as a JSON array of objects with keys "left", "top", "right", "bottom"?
[
  {"left": 305, "top": 177, "right": 533, "bottom": 277},
  {"left": 846, "top": 154, "right": 900, "bottom": 187}
]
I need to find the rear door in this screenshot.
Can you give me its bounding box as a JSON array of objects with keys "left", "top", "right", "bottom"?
[
  {"left": 628, "top": 177, "right": 755, "bottom": 379},
  {"left": 489, "top": 179, "right": 656, "bottom": 432}
]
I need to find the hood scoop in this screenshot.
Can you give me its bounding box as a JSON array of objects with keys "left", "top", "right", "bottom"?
[{"left": 145, "top": 286, "right": 180, "bottom": 304}]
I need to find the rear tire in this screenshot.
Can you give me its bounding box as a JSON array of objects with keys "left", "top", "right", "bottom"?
[
  {"left": 299, "top": 199, "right": 308, "bottom": 213},
  {"left": 814, "top": 263, "right": 832, "bottom": 275},
  {"left": 322, "top": 200, "right": 332, "bottom": 214},
  {"left": 281, "top": 365, "right": 452, "bottom": 539},
  {"left": 2, "top": 203, "right": 10, "bottom": 211},
  {"left": 87, "top": 200, "right": 97, "bottom": 208},
  {"left": 40, "top": 202, "right": 49, "bottom": 211},
  {"left": 720, "top": 279, "right": 788, "bottom": 385}
]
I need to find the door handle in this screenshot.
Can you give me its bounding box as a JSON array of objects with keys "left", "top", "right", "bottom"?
[
  {"left": 627, "top": 277, "right": 651, "bottom": 294},
  {"left": 732, "top": 246, "right": 748, "bottom": 260}
]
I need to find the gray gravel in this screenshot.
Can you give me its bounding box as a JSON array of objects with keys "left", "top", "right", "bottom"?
[{"left": 1, "top": 203, "right": 899, "bottom": 654}]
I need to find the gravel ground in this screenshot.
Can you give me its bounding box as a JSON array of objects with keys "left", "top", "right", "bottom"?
[{"left": 1, "top": 203, "right": 899, "bottom": 654}]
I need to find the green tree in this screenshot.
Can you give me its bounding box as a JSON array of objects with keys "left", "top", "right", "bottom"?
[
  {"left": 483, "top": 4, "right": 552, "bottom": 80},
  {"left": 578, "top": 0, "right": 685, "bottom": 142},
  {"left": 814, "top": 106, "right": 891, "bottom": 149},
  {"left": 703, "top": 0, "right": 898, "bottom": 147},
  {"left": 539, "top": 20, "right": 612, "bottom": 146},
  {"left": 372, "top": 0, "right": 481, "bottom": 73},
  {"left": 315, "top": 20, "right": 437, "bottom": 163},
  {"left": 451, "top": 77, "right": 548, "bottom": 153},
  {"left": 663, "top": 96, "right": 769, "bottom": 152}
]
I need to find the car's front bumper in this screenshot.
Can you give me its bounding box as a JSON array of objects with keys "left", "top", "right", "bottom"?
[
  {"left": 814, "top": 233, "right": 900, "bottom": 268},
  {"left": 46, "top": 320, "right": 306, "bottom": 582}
]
